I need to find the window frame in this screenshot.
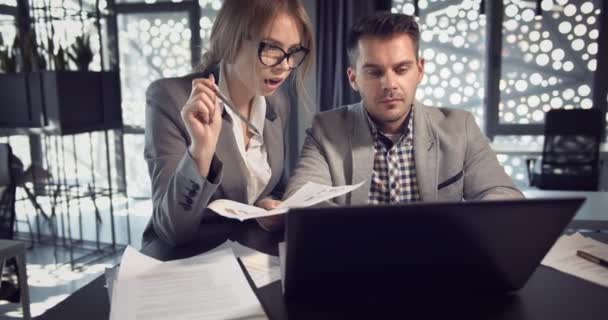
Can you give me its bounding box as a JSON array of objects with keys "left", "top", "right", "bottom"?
[
  {"left": 115, "top": 0, "right": 201, "bottom": 135},
  {"left": 483, "top": 0, "right": 608, "bottom": 140}
]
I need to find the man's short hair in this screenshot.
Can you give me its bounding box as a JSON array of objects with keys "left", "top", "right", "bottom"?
[{"left": 346, "top": 12, "right": 420, "bottom": 67}]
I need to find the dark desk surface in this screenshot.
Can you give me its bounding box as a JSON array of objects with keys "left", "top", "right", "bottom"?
[{"left": 38, "top": 218, "right": 608, "bottom": 320}]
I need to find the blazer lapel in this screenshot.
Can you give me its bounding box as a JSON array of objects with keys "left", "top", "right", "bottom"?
[
  {"left": 413, "top": 101, "right": 438, "bottom": 201},
  {"left": 350, "top": 103, "right": 374, "bottom": 206},
  {"left": 215, "top": 115, "right": 248, "bottom": 203},
  {"left": 259, "top": 105, "right": 283, "bottom": 198}
]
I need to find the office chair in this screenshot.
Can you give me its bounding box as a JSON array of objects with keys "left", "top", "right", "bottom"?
[
  {"left": 0, "top": 144, "right": 19, "bottom": 301},
  {"left": 0, "top": 144, "right": 31, "bottom": 312},
  {"left": 526, "top": 108, "right": 603, "bottom": 191},
  {"left": 0, "top": 143, "right": 16, "bottom": 240}
]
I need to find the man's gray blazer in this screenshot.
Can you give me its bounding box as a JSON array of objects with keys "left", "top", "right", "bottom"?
[
  {"left": 285, "top": 101, "right": 523, "bottom": 204},
  {"left": 143, "top": 66, "right": 290, "bottom": 246}
]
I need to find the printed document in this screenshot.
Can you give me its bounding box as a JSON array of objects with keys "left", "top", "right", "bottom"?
[
  {"left": 230, "top": 241, "right": 281, "bottom": 288},
  {"left": 542, "top": 232, "right": 608, "bottom": 287},
  {"left": 208, "top": 181, "right": 365, "bottom": 221},
  {"left": 110, "top": 246, "right": 266, "bottom": 320}
]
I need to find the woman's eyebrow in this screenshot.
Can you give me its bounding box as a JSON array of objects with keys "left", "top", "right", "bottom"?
[{"left": 261, "top": 37, "right": 303, "bottom": 50}]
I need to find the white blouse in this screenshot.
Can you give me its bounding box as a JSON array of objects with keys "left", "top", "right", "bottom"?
[{"left": 218, "top": 64, "right": 272, "bottom": 205}]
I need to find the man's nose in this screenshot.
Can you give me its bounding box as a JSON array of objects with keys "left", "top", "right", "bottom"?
[{"left": 381, "top": 71, "right": 398, "bottom": 90}]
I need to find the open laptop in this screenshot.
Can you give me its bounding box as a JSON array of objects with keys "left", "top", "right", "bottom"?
[{"left": 281, "top": 197, "right": 585, "bottom": 298}]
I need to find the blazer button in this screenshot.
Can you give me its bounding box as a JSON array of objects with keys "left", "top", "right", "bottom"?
[
  {"left": 179, "top": 202, "right": 192, "bottom": 211},
  {"left": 190, "top": 180, "right": 201, "bottom": 191}
]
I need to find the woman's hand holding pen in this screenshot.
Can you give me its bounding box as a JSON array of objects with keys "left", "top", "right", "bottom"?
[{"left": 181, "top": 74, "right": 223, "bottom": 177}]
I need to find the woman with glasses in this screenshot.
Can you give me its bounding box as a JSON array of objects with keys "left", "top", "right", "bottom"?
[{"left": 143, "top": 0, "right": 314, "bottom": 246}]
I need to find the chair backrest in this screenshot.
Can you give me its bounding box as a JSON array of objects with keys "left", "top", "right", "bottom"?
[
  {"left": 539, "top": 108, "right": 603, "bottom": 190},
  {"left": 0, "top": 143, "right": 16, "bottom": 239}
]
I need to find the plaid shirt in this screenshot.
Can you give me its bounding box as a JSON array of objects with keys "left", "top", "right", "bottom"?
[{"left": 366, "top": 109, "right": 421, "bottom": 204}]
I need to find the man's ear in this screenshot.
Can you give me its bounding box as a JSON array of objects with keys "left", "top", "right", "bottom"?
[
  {"left": 347, "top": 67, "right": 359, "bottom": 91},
  {"left": 416, "top": 58, "right": 425, "bottom": 83}
]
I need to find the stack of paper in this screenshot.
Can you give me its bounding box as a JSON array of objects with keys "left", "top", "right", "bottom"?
[
  {"left": 278, "top": 242, "right": 286, "bottom": 293},
  {"left": 109, "top": 246, "right": 267, "bottom": 320},
  {"left": 230, "top": 241, "right": 281, "bottom": 288},
  {"left": 208, "top": 181, "right": 364, "bottom": 221},
  {"left": 542, "top": 233, "right": 608, "bottom": 287},
  {"left": 206, "top": 241, "right": 282, "bottom": 288}
]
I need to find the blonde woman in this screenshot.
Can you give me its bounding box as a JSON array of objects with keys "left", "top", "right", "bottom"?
[{"left": 143, "top": 0, "right": 314, "bottom": 246}]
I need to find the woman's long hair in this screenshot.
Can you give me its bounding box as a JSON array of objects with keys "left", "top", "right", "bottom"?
[{"left": 197, "top": 0, "right": 315, "bottom": 108}]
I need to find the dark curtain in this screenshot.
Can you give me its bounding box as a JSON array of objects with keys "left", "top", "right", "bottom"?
[{"left": 316, "top": 0, "right": 392, "bottom": 111}]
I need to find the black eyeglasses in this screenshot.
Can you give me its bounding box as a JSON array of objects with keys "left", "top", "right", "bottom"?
[{"left": 257, "top": 42, "right": 309, "bottom": 69}]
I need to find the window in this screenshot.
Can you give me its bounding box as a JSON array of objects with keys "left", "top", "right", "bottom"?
[
  {"left": 393, "top": 0, "right": 607, "bottom": 188},
  {"left": 0, "top": 14, "right": 16, "bottom": 45},
  {"left": 393, "top": 0, "right": 487, "bottom": 128},
  {"left": 2, "top": 1, "right": 221, "bottom": 200},
  {"left": 116, "top": 0, "right": 221, "bottom": 198},
  {"left": 497, "top": 0, "right": 602, "bottom": 129}
]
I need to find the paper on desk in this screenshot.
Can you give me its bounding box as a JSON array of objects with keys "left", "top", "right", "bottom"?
[
  {"left": 108, "top": 242, "right": 279, "bottom": 299},
  {"left": 110, "top": 246, "right": 266, "bottom": 320},
  {"left": 278, "top": 242, "right": 286, "bottom": 293},
  {"left": 180, "top": 240, "right": 280, "bottom": 288},
  {"left": 541, "top": 233, "right": 608, "bottom": 287},
  {"left": 230, "top": 241, "right": 281, "bottom": 288},
  {"left": 209, "top": 181, "right": 365, "bottom": 221},
  {"left": 104, "top": 266, "right": 118, "bottom": 300},
  {"left": 118, "top": 246, "right": 162, "bottom": 280},
  {"left": 109, "top": 246, "right": 164, "bottom": 320}
]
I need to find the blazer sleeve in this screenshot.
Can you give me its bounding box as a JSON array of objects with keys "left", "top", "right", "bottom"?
[
  {"left": 462, "top": 113, "right": 525, "bottom": 200},
  {"left": 284, "top": 115, "right": 335, "bottom": 202},
  {"left": 144, "top": 80, "right": 224, "bottom": 246}
]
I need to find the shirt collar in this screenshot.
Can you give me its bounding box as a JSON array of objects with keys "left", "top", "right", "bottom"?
[
  {"left": 364, "top": 105, "right": 414, "bottom": 144},
  {"left": 218, "top": 62, "right": 266, "bottom": 135}
]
